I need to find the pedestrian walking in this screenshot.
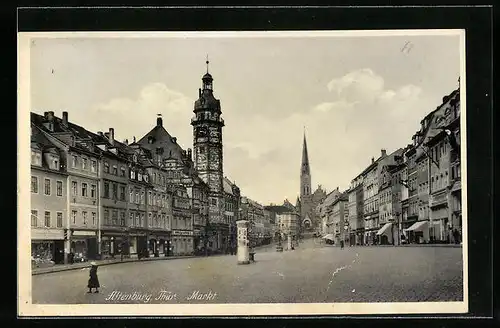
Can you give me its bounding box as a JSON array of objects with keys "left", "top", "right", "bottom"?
[
  {"left": 340, "top": 240, "right": 344, "bottom": 249},
  {"left": 87, "top": 262, "right": 100, "bottom": 294}
]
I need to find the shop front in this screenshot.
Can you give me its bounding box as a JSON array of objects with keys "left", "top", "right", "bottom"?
[
  {"left": 129, "top": 231, "right": 148, "bottom": 258},
  {"left": 71, "top": 230, "right": 98, "bottom": 261},
  {"left": 31, "top": 229, "right": 65, "bottom": 266},
  {"left": 430, "top": 206, "right": 449, "bottom": 243},
  {"left": 101, "top": 232, "right": 129, "bottom": 259},
  {"left": 404, "top": 220, "right": 430, "bottom": 244},
  {"left": 171, "top": 230, "right": 194, "bottom": 255}
]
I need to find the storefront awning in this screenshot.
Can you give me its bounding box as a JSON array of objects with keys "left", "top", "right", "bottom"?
[
  {"left": 404, "top": 220, "right": 428, "bottom": 232},
  {"left": 376, "top": 222, "right": 392, "bottom": 236}
]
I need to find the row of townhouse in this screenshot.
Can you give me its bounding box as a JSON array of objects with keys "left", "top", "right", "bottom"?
[
  {"left": 30, "top": 111, "right": 212, "bottom": 265},
  {"left": 337, "top": 86, "right": 462, "bottom": 246},
  {"left": 240, "top": 197, "right": 274, "bottom": 247}
]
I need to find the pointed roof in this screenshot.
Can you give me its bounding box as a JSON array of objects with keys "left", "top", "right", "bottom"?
[{"left": 301, "top": 131, "right": 310, "bottom": 175}]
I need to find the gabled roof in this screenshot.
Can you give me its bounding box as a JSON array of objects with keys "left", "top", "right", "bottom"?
[
  {"left": 137, "top": 124, "right": 185, "bottom": 161},
  {"left": 223, "top": 177, "right": 234, "bottom": 195}
]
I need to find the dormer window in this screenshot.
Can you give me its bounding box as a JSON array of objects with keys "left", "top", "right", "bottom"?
[
  {"left": 148, "top": 136, "right": 155, "bottom": 144},
  {"left": 131, "top": 170, "right": 136, "bottom": 179},
  {"left": 51, "top": 157, "right": 59, "bottom": 170},
  {"left": 133, "top": 154, "right": 138, "bottom": 163},
  {"left": 138, "top": 172, "right": 143, "bottom": 181},
  {"left": 31, "top": 150, "right": 42, "bottom": 166}
]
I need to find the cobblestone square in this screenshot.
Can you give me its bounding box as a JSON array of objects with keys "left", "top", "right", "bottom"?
[{"left": 32, "top": 240, "right": 464, "bottom": 304}]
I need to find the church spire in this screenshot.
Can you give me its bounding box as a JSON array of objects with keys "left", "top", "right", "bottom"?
[
  {"left": 300, "top": 130, "right": 311, "bottom": 197},
  {"left": 301, "top": 129, "right": 310, "bottom": 175}
]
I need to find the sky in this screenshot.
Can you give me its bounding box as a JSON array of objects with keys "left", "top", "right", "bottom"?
[{"left": 29, "top": 32, "right": 461, "bottom": 205}]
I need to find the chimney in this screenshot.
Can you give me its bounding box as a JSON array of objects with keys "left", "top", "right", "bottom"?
[
  {"left": 124, "top": 139, "right": 129, "bottom": 145},
  {"left": 187, "top": 148, "right": 192, "bottom": 159},
  {"left": 381, "top": 149, "right": 387, "bottom": 157},
  {"left": 199, "top": 88, "right": 202, "bottom": 97},
  {"left": 109, "top": 128, "right": 114, "bottom": 145},
  {"left": 46, "top": 111, "right": 54, "bottom": 121},
  {"left": 133, "top": 136, "right": 136, "bottom": 143},
  {"left": 172, "top": 137, "right": 177, "bottom": 144},
  {"left": 97, "top": 131, "right": 103, "bottom": 137},
  {"left": 62, "top": 111, "right": 68, "bottom": 126},
  {"left": 371, "top": 157, "right": 375, "bottom": 164},
  {"left": 157, "top": 116, "right": 163, "bottom": 127}
]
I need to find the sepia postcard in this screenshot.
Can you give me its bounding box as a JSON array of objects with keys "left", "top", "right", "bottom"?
[{"left": 18, "top": 29, "right": 468, "bottom": 317}]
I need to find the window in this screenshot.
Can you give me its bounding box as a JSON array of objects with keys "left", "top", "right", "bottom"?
[
  {"left": 82, "top": 158, "right": 88, "bottom": 170},
  {"left": 44, "top": 211, "right": 51, "bottom": 227},
  {"left": 104, "top": 181, "right": 110, "bottom": 198},
  {"left": 149, "top": 212, "right": 152, "bottom": 226},
  {"left": 131, "top": 170, "right": 136, "bottom": 179},
  {"left": 52, "top": 158, "right": 59, "bottom": 170},
  {"left": 92, "top": 212, "right": 96, "bottom": 225},
  {"left": 120, "top": 212, "right": 125, "bottom": 226},
  {"left": 112, "top": 183, "right": 118, "bottom": 200},
  {"left": 44, "top": 178, "right": 51, "bottom": 195},
  {"left": 72, "top": 155, "right": 77, "bottom": 168},
  {"left": 82, "top": 183, "right": 88, "bottom": 197},
  {"left": 112, "top": 210, "right": 118, "bottom": 225},
  {"left": 82, "top": 211, "right": 88, "bottom": 225},
  {"left": 31, "top": 210, "right": 37, "bottom": 227},
  {"left": 72, "top": 181, "right": 77, "bottom": 196},
  {"left": 211, "top": 198, "right": 217, "bottom": 206},
  {"left": 120, "top": 185, "right": 126, "bottom": 201},
  {"left": 141, "top": 191, "right": 145, "bottom": 204},
  {"left": 72, "top": 210, "right": 77, "bottom": 224},
  {"left": 136, "top": 213, "right": 141, "bottom": 226},
  {"left": 113, "top": 165, "right": 118, "bottom": 175},
  {"left": 31, "top": 176, "right": 38, "bottom": 193},
  {"left": 130, "top": 213, "right": 134, "bottom": 226},
  {"left": 130, "top": 188, "right": 134, "bottom": 202},
  {"left": 56, "top": 212, "right": 63, "bottom": 228},
  {"left": 31, "top": 150, "right": 42, "bottom": 166},
  {"left": 90, "top": 184, "right": 96, "bottom": 198},
  {"left": 91, "top": 160, "right": 97, "bottom": 173},
  {"left": 148, "top": 192, "right": 152, "bottom": 204},
  {"left": 120, "top": 167, "right": 126, "bottom": 177},
  {"left": 104, "top": 162, "right": 109, "bottom": 173},
  {"left": 56, "top": 181, "right": 63, "bottom": 196},
  {"left": 104, "top": 210, "right": 110, "bottom": 225},
  {"left": 136, "top": 191, "right": 140, "bottom": 204}
]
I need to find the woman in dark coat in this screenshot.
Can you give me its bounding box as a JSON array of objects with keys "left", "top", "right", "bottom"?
[{"left": 87, "top": 262, "right": 100, "bottom": 293}]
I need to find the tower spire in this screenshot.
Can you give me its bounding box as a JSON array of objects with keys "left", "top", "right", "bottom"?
[
  {"left": 206, "top": 54, "right": 209, "bottom": 73},
  {"left": 300, "top": 130, "right": 311, "bottom": 197}
]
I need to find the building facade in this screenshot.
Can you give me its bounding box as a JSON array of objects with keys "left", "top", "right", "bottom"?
[
  {"left": 31, "top": 123, "right": 68, "bottom": 265},
  {"left": 348, "top": 175, "right": 364, "bottom": 246},
  {"left": 328, "top": 192, "right": 348, "bottom": 245},
  {"left": 223, "top": 177, "right": 241, "bottom": 253}
]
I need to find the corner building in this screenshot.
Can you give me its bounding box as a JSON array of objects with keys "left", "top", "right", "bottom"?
[{"left": 191, "top": 65, "right": 227, "bottom": 253}]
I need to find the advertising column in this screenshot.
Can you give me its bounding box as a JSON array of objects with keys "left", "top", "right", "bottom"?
[{"left": 236, "top": 220, "right": 250, "bottom": 264}]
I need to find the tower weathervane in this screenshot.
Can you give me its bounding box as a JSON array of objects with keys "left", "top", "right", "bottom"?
[{"left": 206, "top": 54, "right": 209, "bottom": 73}]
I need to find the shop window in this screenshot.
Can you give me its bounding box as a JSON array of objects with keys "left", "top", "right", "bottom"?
[{"left": 92, "top": 212, "right": 96, "bottom": 225}]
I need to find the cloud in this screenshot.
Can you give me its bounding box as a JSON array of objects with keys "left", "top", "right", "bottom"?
[
  {"left": 80, "top": 70, "right": 434, "bottom": 205},
  {"left": 327, "top": 68, "right": 385, "bottom": 103},
  {"left": 85, "top": 83, "right": 194, "bottom": 149}
]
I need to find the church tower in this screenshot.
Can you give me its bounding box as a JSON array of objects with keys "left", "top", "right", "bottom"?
[
  {"left": 300, "top": 131, "right": 312, "bottom": 198},
  {"left": 191, "top": 59, "right": 226, "bottom": 247}
]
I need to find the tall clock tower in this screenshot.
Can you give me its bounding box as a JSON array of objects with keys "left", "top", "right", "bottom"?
[{"left": 191, "top": 59, "right": 226, "bottom": 251}]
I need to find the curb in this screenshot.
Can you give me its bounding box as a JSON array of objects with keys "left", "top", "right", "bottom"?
[{"left": 32, "top": 255, "right": 203, "bottom": 275}]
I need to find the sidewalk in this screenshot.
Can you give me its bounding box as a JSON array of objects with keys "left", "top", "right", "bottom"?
[
  {"left": 323, "top": 243, "right": 462, "bottom": 248},
  {"left": 31, "top": 255, "right": 201, "bottom": 275},
  {"left": 32, "top": 244, "right": 274, "bottom": 275}
]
